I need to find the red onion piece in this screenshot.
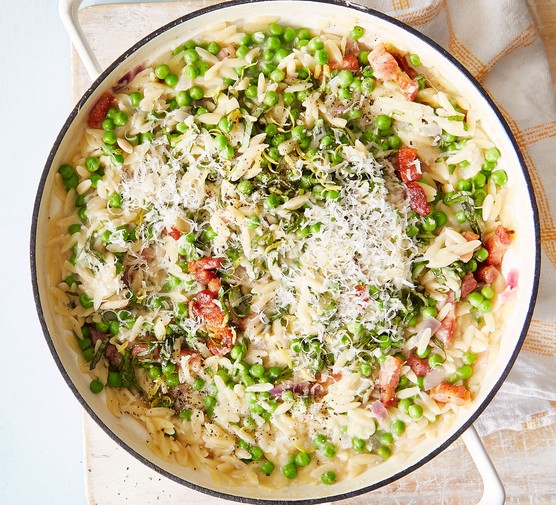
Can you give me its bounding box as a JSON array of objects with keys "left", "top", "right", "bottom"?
[
  {"left": 423, "top": 368, "right": 448, "bottom": 391},
  {"left": 499, "top": 268, "right": 519, "bottom": 302},
  {"left": 112, "top": 65, "right": 145, "bottom": 92},
  {"left": 371, "top": 400, "right": 390, "bottom": 422}
]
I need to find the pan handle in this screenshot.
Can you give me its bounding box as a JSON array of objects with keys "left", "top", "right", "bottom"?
[
  {"left": 461, "top": 425, "right": 505, "bottom": 504},
  {"left": 58, "top": 0, "right": 104, "bottom": 80}
]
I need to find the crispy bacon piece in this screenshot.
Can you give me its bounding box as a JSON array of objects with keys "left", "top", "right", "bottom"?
[
  {"left": 329, "top": 53, "right": 360, "bottom": 71},
  {"left": 165, "top": 227, "right": 182, "bottom": 240},
  {"left": 461, "top": 272, "right": 478, "bottom": 298},
  {"left": 88, "top": 92, "right": 116, "bottom": 128},
  {"left": 368, "top": 44, "right": 419, "bottom": 101},
  {"left": 475, "top": 265, "right": 499, "bottom": 284},
  {"left": 484, "top": 225, "right": 512, "bottom": 266},
  {"left": 407, "top": 353, "right": 431, "bottom": 377},
  {"left": 406, "top": 181, "right": 431, "bottom": 216},
  {"left": 378, "top": 356, "right": 403, "bottom": 407},
  {"left": 207, "top": 326, "right": 235, "bottom": 356},
  {"left": 190, "top": 289, "right": 225, "bottom": 327},
  {"left": 189, "top": 257, "right": 224, "bottom": 294},
  {"left": 435, "top": 306, "right": 456, "bottom": 348},
  {"left": 190, "top": 289, "right": 236, "bottom": 355},
  {"left": 393, "top": 52, "right": 418, "bottom": 79},
  {"left": 430, "top": 383, "right": 471, "bottom": 405},
  {"left": 397, "top": 148, "right": 421, "bottom": 183}
]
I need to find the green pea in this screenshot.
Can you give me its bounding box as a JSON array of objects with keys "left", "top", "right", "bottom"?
[
  {"left": 113, "top": 111, "right": 128, "bottom": 126},
  {"left": 140, "top": 132, "right": 154, "bottom": 144},
  {"left": 282, "top": 462, "right": 298, "bottom": 479},
  {"left": 322, "top": 442, "right": 336, "bottom": 458},
  {"left": 129, "top": 92, "right": 142, "bottom": 107},
  {"left": 481, "top": 286, "right": 494, "bottom": 300},
  {"left": 421, "top": 216, "right": 437, "bottom": 232},
  {"left": 282, "top": 25, "right": 296, "bottom": 42},
  {"left": 455, "top": 210, "right": 467, "bottom": 223},
  {"left": 457, "top": 364, "right": 473, "bottom": 380},
  {"left": 246, "top": 214, "right": 260, "bottom": 229},
  {"left": 314, "top": 49, "right": 329, "bottom": 65},
  {"left": 109, "top": 320, "right": 120, "bottom": 336},
  {"left": 473, "top": 172, "right": 487, "bottom": 188},
  {"left": 462, "top": 351, "right": 478, "bottom": 365},
  {"left": 266, "top": 35, "right": 281, "bottom": 51},
  {"left": 165, "top": 373, "right": 179, "bottom": 387},
  {"left": 351, "top": 25, "right": 365, "bottom": 40},
  {"left": 204, "top": 41, "right": 219, "bottom": 55},
  {"left": 428, "top": 353, "right": 445, "bottom": 368},
  {"left": 290, "top": 338, "right": 303, "bottom": 352},
  {"left": 108, "top": 193, "right": 122, "bottom": 208},
  {"left": 154, "top": 64, "right": 170, "bottom": 79},
  {"left": 457, "top": 179, "right": 472, "bottom": 191},
  {"left": 478, "top": 299, "right": 493, "bottom": 313},
  {"left": 358, "top": 50, "right": 369, "bottom": 65},
  {"left": 79, "top": 293, "right": 93, "bottom": 309},
  {"left": 409, "top": 53, "right": 421, "bottom": 66},
  {"left": 193, "top": 378, "right": 205, "bottom": 391},
  {"left": 482, "top": 160, "right": 497, "bottom": 172},
  {"left": 214, "top": 134, "right": 229, "bottom": 151},
  {"left": 295, "top": 451, "right": 311, "bottom": 467},
  {"left": 474, "top": 247, "right": 489, "bottom": 262},
  {"left": 313, "top": 434, "right": 327, "bottom": 448},
  {"left": 107, "top": 371, "right": 122, "bottom": 388},
  {"left": 148, "top": 365, "right": 162, "bottom": 380},
  {"left": 263, "top": 91, "right": 279, "bottom": 108},
  {"left": 422, "top": 306, "right": 438, "bottom": 319},
  {"left": 362, "top": 76, "right": 375, "bottom": 93},
  {"left": 485, "top": 147, "right": 501, "bottom": 162},
  {"left": 430, "top": 210, "right": 446, "bottom": 228},
  {"left": 352, "top": 437, "right": 366, "bottom": 452},
  {"left": 188, "top": 85, "right": 204, "bottom": 100},
  {"left": 379, "top": 432, "right": 394, "bottom": 446},
  {"left": 179, "top": 409, "right": 192, "bottom": 421},
  {"left": 467, "top": 291, "right": 484, "bottom": 308},
  {"left": 182, "top": 47, "right": 199, "bottom": 65},
  {"left": 398, "top": 398, "right": 412, "bottom": 414},
  {"left": 375, "top": 114, "right": 392, "bottom": 131},
  {"left": 260, "top": 461, "right": 275, "bottom": 475},
  {"left": 337, "top": 69, "right": 354, "bottom": 88},
  {"left": 408, "top": 404, "right": 423, "bottom": 419},
  {"left": 386, "top": 134, "right": 401, "bottom": 149},
  {"left": 85, "top": 157, "right": 100, "bottom": 173},
  {"left": 204, "top": 227, "right": 218, "bottom": 241},
  {"left": 268, "top": 366, "right": 281, "bottom": 380},
  {"left": 391, "top": 419, "right": 406, "bottom": 436},
  {"left": 102, "top": 131, "right": 117, "bottom": 145},
  {"left": 377, "top": 445, "right": 392, "bottom": 459},
  {"left": 95, "top": 320, "right": 110, "bottom": 332},
  {"left": 490, "top": 170, "right": 508, "bottom": 186},
  {"left": 101, "top": 118, "right": 115, "bottom": 131},
  {"left": 321, "top": 470, "right": 336, "bottom": 484},
  {"left": 307, "top": 37, "right": 323, "bottom": 53},
  {"left": 239, "top": 34, "right": 253, "bottom": 46},
  {"left": 68, "top": 223, "right": 81, "bottom": 235},
  {"left": 204, "top": 395, "right": 217, "bottom": 410},
  {"left": 90, "top": 379, "right": 104, "bottom": 394},
  {"left": 264, "top": 193, "right": 282, "bottom": 209},
  {"left": 249, "top": 363, "right": 265, "bottom": 379}
]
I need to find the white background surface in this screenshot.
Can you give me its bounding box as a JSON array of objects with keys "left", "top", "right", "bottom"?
[{"left": 0, "top": 1, "right": 85, "bottom": 504}]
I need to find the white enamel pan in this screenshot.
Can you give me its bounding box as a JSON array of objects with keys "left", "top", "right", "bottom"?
[{"left": 31, "top": 0, "right": 540, "bottom": 502}]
